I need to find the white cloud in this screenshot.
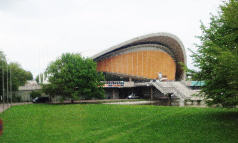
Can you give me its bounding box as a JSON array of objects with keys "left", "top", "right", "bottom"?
[{"left": 0, "top": 0, "right": 224, "bottom": 77}]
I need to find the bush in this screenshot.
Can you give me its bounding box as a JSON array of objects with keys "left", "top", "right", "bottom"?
[{"left": 30, "top": 90, "right": 42, "bottom": 99}]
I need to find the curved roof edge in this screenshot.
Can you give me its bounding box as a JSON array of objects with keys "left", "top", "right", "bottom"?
[{"left": 91, "top": 32, "right": 186, "bottom": 66}]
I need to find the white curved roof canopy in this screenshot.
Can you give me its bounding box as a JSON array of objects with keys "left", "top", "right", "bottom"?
[{"left": 92, "top": 32, "right": 187, "bottom": 80}]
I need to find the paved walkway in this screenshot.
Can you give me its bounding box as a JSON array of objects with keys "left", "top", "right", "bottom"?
[
  {"left": 0, "top": 103, "right": 31, "bottom": 113},
  {"left": 104, "top": 101, "right": 156, "bottom": 105},
  {"left": 51, "top": 99, "right": 145, "bottom": 104}
]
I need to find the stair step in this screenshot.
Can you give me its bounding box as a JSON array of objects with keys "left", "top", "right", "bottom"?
[{"left": 151, "top": 81, "right": 199, "bottom": 100}]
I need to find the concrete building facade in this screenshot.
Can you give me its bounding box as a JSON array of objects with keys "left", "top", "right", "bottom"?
[
  {"left": 92, "top": 32, "right": 186, "bottom": 81},
  {"left": 92, "top": 33, "right": 202, "bottom": 104}
]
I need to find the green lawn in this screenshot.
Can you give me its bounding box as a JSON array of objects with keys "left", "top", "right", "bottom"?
[{"left": 0, "top": 104, "right": 238, "bottom": 143}]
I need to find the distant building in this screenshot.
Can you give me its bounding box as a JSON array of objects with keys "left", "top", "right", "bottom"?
[
  {"left": 17, "top": 80, "right": 41, "bottom": 102},
  {"left": 18, "top": 80, "right": 41, "bottom": 91}
]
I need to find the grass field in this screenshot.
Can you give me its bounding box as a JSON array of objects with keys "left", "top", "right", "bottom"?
[{"left": 0, "top": 104, "right": 238, "bottom": 143}]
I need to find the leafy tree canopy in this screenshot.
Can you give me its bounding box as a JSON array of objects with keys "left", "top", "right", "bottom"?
[
  {"left": 8, "top": 63, "right": 33, "bottom": 91},
  {"left": 191, "top": 0, "right": 238, "bottom": 107},
  {"left": 43, "top": 53, "right": 105, "bottom": 100},
  {"left": 0, "top": 51, "right": 33, "bottom": 92}
]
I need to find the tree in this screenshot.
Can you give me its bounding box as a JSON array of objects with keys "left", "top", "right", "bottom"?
[
  {"left": 0, "top": 51, "right": 7, "bottom": 98},
  {"left": 8, "top": 62, "right": 33, "bottom": 91},
  {"left": 30, "top": 90, "right": 42, "bottom": 99},
  {"left": 191, "top": 0, "right": 238, "bottom": 107},
  {"left": 25, "top": 71, "right": 33, "bottom": 80},
  {"left": 0, "top": 51, "right": 33, "bottom": 103},
  {"left": 43, "top": 53, "right": 105, "bottom": 101}
]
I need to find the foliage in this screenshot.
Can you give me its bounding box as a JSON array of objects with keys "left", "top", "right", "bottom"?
[
  {"left": 0, "top": 51, "right": 7, "bottom": 95},
  {"left": 191, "top": 0, "right": 238, "bottom": 107},
  {"left": 25, "top": 71, "right": 33, "bottom": 80},
  {"left": 0, "top": 51, "right": 33, "bottom": 93},
  {"left": 30, "top": 90, "right": 42, "bottom": 99},
  {"left": 8, "top": 63, "right": 33, "bottom": 91},
  {"left": 11, "top": 93, "right": 21, "bottom": 102},
  {"left": 43, "top": 53, "right": 105, "bottom": 100},
  {"left": 0, "top": 104, "right": 238, "bottom": 143}
]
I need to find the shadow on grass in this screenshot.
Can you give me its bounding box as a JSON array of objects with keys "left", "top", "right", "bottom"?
[{"left": 208, "top": 111, "right": 238, "bottom": 121}]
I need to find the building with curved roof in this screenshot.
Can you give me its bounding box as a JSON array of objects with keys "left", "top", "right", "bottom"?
[{"left": 92, "top": 32, "right": 186, "bottom": 81}]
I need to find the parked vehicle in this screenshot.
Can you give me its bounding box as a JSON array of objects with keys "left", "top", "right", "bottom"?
[
  {"left": 32, "top": 97, "right": 50, "bottom": 103},
  {"left": 127, "top": 93, "right": 140, "bottom": 99}
]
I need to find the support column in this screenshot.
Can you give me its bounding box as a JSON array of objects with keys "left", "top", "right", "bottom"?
[
  {"left": 112, "top": 89, "right": 119, "bottom": 99},
  {"left": 129, "top": 77, "right": 132, "bottom": 82},
  {"left": 168, "top": 94, "right": 172, "bottom": 106},
  {"left": 150, "top": 87, "right": 153, "bottom": 100},
  {"left": 112, "top": 89, "right": 115, "bottom": 99}
]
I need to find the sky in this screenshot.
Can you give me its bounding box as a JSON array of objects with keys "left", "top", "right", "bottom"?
[{"left": 0, "top": 0, "right": 224, "bottom": 78}]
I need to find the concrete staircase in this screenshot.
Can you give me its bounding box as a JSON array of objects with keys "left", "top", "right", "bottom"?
[
  {"left": 151, "top": 81, "right": 199, "bottom": 100},
  {"left": 151, "top": 82, "right": 174, "bottom": 94}
]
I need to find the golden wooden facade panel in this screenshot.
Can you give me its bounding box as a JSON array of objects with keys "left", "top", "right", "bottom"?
[{"left": 96, "top": 50, "right": 176, "bottom": 80}]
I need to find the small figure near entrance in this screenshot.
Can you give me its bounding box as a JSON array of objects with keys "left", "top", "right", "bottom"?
[
  {"left": 157, "top": 72, "right": 168, "bottom": 82},
  {"left": 158, "top": 72, "right": 162, "bottom": 81}
]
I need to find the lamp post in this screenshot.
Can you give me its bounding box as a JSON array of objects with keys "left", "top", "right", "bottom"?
[
  {"left": 6, "top": 61, "right": 8, "bottom": 105},
  {"left": 9, "top": 64, "right": 12, "bottom": 105},
  {"left": 2, "top": 59, "right": 4, "bottom": 111}
]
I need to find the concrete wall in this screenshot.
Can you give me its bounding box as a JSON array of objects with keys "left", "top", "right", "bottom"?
[{"left": 15, "top": 91, "right": 32, "bottom": 102}]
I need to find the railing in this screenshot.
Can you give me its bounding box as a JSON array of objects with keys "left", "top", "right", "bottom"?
[
  {"left": 152, "top": 81, "right": 191, "bottom": 100},
  {"left": 152, "top": 82, "right": 172, "bottom": 94},
  {"left": 171, "top": 85, "right": 187, "bottom": 99},
  {"left": 134, "top": 82, "right": 151, "bottom": 87}
]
